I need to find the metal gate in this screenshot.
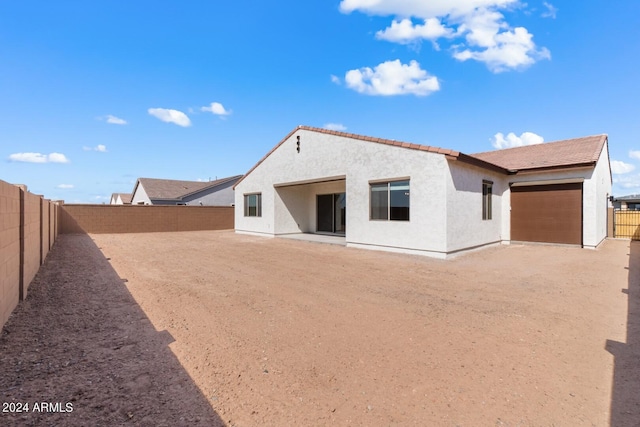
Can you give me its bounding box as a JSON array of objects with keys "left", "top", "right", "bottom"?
[{"left": 614, "top": 210, "right": 640, "bottom": 239}]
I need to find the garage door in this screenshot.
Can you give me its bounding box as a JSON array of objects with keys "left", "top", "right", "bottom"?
[{"left": 511, "top": 183, "right": 582, "bottom": 245}]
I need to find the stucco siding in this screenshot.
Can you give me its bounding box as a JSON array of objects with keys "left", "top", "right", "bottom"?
[
  {"left": 445, "top": 161, "right": 505, "bottom": 252},
  {"left": 235, "top": 129, "right": 450, "bottom": 254},
  {"left": 593, "top": 141, "right": 612, "bottom": 246},
  {"left": 183, "top": 180, "right": 237, "bottom": 206},
  {"left": 131, "top": 184, "right": 151, "bottom": 205}
]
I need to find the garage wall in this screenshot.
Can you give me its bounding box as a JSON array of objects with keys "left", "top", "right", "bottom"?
[
  {"left": 593, "top": 141, "right": 612, "bottom": 247},
  {"left": 446, "top": 161, "right": 505, "bottom": 253},
  {"left": 502, "top": 169, "right": 594, "bottom": 243}
]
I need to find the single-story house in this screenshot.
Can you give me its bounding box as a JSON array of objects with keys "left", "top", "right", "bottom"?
[
  {"left": 234, "top": 126, "right": 611, "bottom": 258},
  {"left": 612, "top": 194, "right": 640, "bottom": 210},
  {"left": 131, "top": 175, "right": 242, "bottom": 206},
  {"left": 109, "top": 193, "right": 132, "bottom": 205}
]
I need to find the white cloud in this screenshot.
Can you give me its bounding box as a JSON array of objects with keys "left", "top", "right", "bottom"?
[
  {"left": 83, "top": 144, "right": 107, "bottom": 152},
  {"left": 324, "top": 123, "right": 347, "bottom": 131},
  {"left": 148, "top": 108, "right": 192, "bottom": 127},
  {"left": 613, "top": 174, "right": 640, "bottom": 190},
  {"left": 105, "top": 115, "right": 127, "bottom": 125},
  {"left": 611, "top": 160, "right": 635, "bottom": 175},
  {"left": 201, "top": 102, "right": 231, "bottom": 117},
  {"left": 345, "top": 59, "right": 440, "bottom": 96},
  {"left": 57, "top": 184, "right": 74, "bottom": 189},
  {"left": 339, "top": 0, "right": 549, "bottom": 72},
  {"left": 376, "top": 18, "right": 454, "bottom": 45},
  {"left": 491, "top": 131, "right": 544, "bottom": 149},
  {"left": 9, "top": 152, "right": 70, "bottom": 163},
  {"left": 629, "top": 150, "right": 640, "bottom": 160},
  {"left": 331, "top": 74, "right": 341, "bottom": 84},
  {"left": 542, "top": 2, "right": 558, "bottom": 19},
  {"left": 453, "top": 22, "right": 551, "bottom": 73}
]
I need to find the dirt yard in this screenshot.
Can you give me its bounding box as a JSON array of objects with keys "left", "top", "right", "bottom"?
[{"left": 1, "top": 231, "right": 638, "bottom": 426}]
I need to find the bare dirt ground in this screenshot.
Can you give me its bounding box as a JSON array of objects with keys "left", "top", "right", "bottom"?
[{"left": 1, "top": 231, "right": 639, "bottom": 426}]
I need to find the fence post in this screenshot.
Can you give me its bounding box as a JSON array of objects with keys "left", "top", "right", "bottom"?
[
  {"left": 39, "top": 197, "right": 43, "bottom": 265},
  {"left": 19, "top": 188, "right": 25, "bottom": 301}
]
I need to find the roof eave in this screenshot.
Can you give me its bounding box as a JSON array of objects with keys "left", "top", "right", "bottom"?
[
  {"left": 449, "top": 153, "right": 510, "bottom": 174},
  {"left": 510, "top": 162, "right": 597, "bottom": 175}
]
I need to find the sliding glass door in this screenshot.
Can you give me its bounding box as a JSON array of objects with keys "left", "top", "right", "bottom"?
[{"left": 316, "top": 193, "right": 346, "bottom": 234}]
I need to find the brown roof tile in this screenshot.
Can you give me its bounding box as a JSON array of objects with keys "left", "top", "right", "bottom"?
[
  {"left": 470, "top": 134, "right": 608, "bottom": 172},
  {"left": 138, "top": 175, "right": 242, "bottom": 200}
]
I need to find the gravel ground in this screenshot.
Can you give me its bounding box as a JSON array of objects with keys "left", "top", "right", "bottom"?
[{"left": 1, "top": 231, "right": 638, "bottom": 426}]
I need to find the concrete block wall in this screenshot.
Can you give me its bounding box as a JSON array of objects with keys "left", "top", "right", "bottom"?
[
  {"left": 23, "top": 191, "right": 42, "bottom": 299},
  {"left": 0, "top": 179, "right": 59, "bottom": 330},
  {"left": 60, "top": 205, "right": 234, "bottom": 234},
  {"left": 0, "top": 182, "right": 21, "bottom": 329}
]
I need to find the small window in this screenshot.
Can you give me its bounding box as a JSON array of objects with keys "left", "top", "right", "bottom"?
[
  {"left": 244, "top": 193, "right": 262, "bottom": 217},
  {"left": 370, "top": 180, "right": 410, "bottom": 221},
  {"left": 482, "top": 181, "right": 492, "bottom": 220}
]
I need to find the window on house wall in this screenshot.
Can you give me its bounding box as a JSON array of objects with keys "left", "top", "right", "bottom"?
[
  {"left": 370, "top": 180, "right": 410, "bottom": 221},
  {"left": 482, "top": 181, "right": 493, "bottom": 220},
  {"left": 244, "top": 193, "right": 262, "bottom": 217}
]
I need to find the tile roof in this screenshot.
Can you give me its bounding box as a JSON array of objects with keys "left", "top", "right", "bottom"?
[
  {"left": 235, "top": 127, "right": 608, "bottom": 188},
  {"left": 137, "top": 175, "right": 242, "bottom": 200},
  {"left": 117, "top": 193, "right": 132, "bottom": 204},
  {"left": 470, "top": 134, "right": 608, "bottom": 172}
]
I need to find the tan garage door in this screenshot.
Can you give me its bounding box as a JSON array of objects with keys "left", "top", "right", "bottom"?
[{"left": 511, "top": 183, "right": 583, "bottom": 245}]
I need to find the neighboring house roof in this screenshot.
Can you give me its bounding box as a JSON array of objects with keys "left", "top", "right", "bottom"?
[
  {"left": 614, "top": 194, "right": 640, "bottom": 201},
  {"left": 134, "top": 175, "right": 242, "bottom": 202},
  {"left": 118, "top": 193, "right": 132, "bottom": 204},
  {"left": 470, "top": 134, "right": 608, "bottom": 172}
]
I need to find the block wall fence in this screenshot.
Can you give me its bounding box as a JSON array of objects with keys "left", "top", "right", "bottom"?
[
  {"left": 1, "top": 179, "right": 60, "bottom": 330},
  {"left": 59, "top": 204, "right": 234, "bottom": 234}
]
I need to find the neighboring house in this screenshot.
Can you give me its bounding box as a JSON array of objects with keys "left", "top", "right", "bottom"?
[
  {"left": 130, "top": 175, "right": 242, "bottom": 206},
  {"left": 109, "top": 193, "right": 132, "bottom": 205},
  {"left": 612, "top": 194, "right": 640, "bottom": 210},
  {"left": 234, "top": 126, "right": 611, "bottom": 259}
]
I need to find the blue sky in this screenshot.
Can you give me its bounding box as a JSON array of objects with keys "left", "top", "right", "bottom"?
[{"left": 1, "top": 0, "right": 638, "bottom": 202}]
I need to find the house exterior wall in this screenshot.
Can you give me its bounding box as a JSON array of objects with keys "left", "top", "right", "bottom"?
[
  {"left": 500, "top": 142, "right": 611, "bottom": 248},
  {"left": 183, "top": 180, "right": 238, "bottom": 206},
  {"left": 445, "top": 161, "right": 505, "bottom": 253},
  {"left": 593, "top": 141, "right": 612, "bottom": 247},
  {"left": 235, "top": 129, "right": 450, "bottom": 256},
  {"left": 131, "top": 184, "right": 151, "bottom": 205}
]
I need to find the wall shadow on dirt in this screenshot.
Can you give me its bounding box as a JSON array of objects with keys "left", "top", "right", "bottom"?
[
  {"left": 0, "top": 234, "right": 225, "bottom": 426},
  {"left": 606, "top": 240, "right": 640, "bottom": 426}
]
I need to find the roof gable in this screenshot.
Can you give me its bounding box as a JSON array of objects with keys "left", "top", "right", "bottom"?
[
  {"left": 137, "top": 175, "right": 242, "bottom": 201},
  {"left": 235, "top": 125, "right": 507, "bottom": 188}
]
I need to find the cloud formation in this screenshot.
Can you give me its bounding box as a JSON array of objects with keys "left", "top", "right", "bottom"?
[
  {"left": 340, "top": 0, "right": 550, "bottom": 72},
  {"left": 611, "top": 160, "right": 635, "bottom": 175},
  {"left": 105, "top": 115, "right": 127, "bottom": 125},
  {"left": 83, "top": 144, "right": 107, "bottom": 152},
  {"left": 542, "top": 2, "right": 558, "bottom": 19},
  {"left": 201, "top": 102, "right": 232, "bottom": 117},
  {"left": 491, "top": 131, "right": 544, "bottom": 149},
  {"left": 324, "top": 123, "right": 347, "bottom": 131},
  {"left": 57, "top": 184, "right": 74, "bottom": 189},
  {"left": 629, "top": 150, "right": 640, "bottom": 161},
  {"left": 345, "top": 60, "right": 440, "bottom": 96},
  {"left": 148, "top": 108, "right": 191, "bottom": 127},
  {"left": 8, "top": 152, "right": 70, "bottom": 163}
]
